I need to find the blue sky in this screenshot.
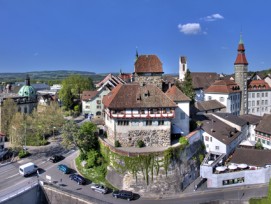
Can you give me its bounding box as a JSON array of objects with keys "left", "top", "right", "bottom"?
[{"left": 0, "top": 0, "right": 271, "bottom": 74}]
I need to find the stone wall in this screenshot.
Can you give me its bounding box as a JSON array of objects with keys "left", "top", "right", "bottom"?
[
  {"left": 134, "top": 75, "right": 163, "bottom": 89},
  {"left": 106, "top": 140, "right": 204, "bottom": 197},
  {"left": 106, "top": 127, "right": 171, "bottom": 147}
]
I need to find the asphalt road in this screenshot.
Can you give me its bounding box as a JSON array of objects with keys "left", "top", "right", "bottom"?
[{"left": 0, "top": 134, "right": 268, "bottom": 204}]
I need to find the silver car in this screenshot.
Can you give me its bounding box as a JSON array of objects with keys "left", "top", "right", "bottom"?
[{"left": 90, "top": 184, "right": 108, "bottom": 194}]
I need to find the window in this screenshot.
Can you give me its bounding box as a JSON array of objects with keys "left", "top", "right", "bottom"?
[
  {"left": 248, "top": 101, "right": 251, "bottom": 107},
  {"left": 252, "top": 108, "right": 255, "bottom": 113},
  {"left": 252, "top": 93, "right": 255, "bottom": 98},
  {"left": 257, "top": 108, "right": 259, "bottom": 112},
  {"left": 266, "top": 92, "right": 268, "bottom": 97},
  {"left": 205, "top": 136, "right": 209, "bottom": 141},
  {"left": 141, "top": 109, "right": 145, "bottom": 114},
  {"left": 262, "top": 139, "right": 266, "bottom": 144},
  {"left": 252, "top": 101, "right": 255, "bottom": 106},
  {"left": 208, "top": 96, "right": 212, "bottom": 100},
  {"left": 219, "top": 97, "right": 224, "bottom": 102},
  {"left": 257, "top": 93, "right": 260, "bottom": 97},
  {"left": 97, "top": 105, "right": 101, "bottom": 109},
  {"left": 117, "top": 120, "right": 129, "bottom": 126},
  {"left": 146, "top": 120, "right": 152, "bottom": 126},
  {"left": 257, "top": 100, "right": 260, "bottom": 106},
  {"left": 262, "top": 93, "right": 264, "bottom": 97},
  {"left": 262, "top": 100, "right": 264, "bottom": 105},
  {"left": 265, "top": 100, "right": 268, "bottom": 105},
  {"left": 267, "top": 141, "right": 270, "bottom": 145},
  {"left": 210, "top": 137, "right": 212, "bottom": 142},
  {"left": 85, "top": 105, "right": 90, "bottom": 109},
  {"left": 215, "top": 146, "right": 219, "bottom": 150},
  {"left": 158, "top": 120, "right": 164, "bottom": 126},
  {"left": 96, "top": 100, "right": 101, "bottom": 104},
  {"left": 248, "top": 93, "right": 251, "bottom": 98}
]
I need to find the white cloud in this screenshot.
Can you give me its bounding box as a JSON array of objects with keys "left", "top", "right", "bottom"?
[
  {"left": 178, "top": 23, "right": 201, "bottom": 35},
  {"left": 203, "top": 13, "right": 224, "bottom": 22}
]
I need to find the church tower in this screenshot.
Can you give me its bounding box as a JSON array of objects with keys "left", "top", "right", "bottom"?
[
  {"left": 234, "top": 34, "right": 248, "bottom": 115},
  {"left": 179, "top": 56, "right": 187, "bottom": 81}
]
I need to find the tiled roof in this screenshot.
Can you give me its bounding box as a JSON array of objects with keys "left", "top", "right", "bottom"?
[
  {"left": 255, "top": 114, "right": 271, "bottom": 135},
  {"left": 162, "top": 75, "right": 177, "bottom": 84},
  {"left": 205, "top": 80, "right": 241, "bottom": 94},
  {"left": 96, "top": 73, "right": 125, "bottom": 88},
  {"left": 234, "top": 43, "right": 248, "bottom": 65},
  {"left": 82, "top": 91, "right": 99, "bottom": 101},
  {"left": 134, "top": 55, "right": 163, "bottom": 73},
  {"left": 212, "top": 112, "right": 247, "bottom": 127},
  {"left": 103, "top": 83, "right": 177, "bottom": 109},
  {"left": 165, "top": 85, "right": 191, "bottom": 102},
  {"left": 191, "top": 72, "right": 220, "bottom": 89},
  {"left": 248, "top": 80, "right": 271, "bottom": 91},
  {"left": 195, "top": 100, "right": 225, "bottom": 112},
  {"left": 239, "top": 114, "right": 262, "bottom": 125},
  {"left": 231, "top": 148, "right": 271, "bottom": 167},
  {"left": 200, "top": 114, "right": 241, "bottom": 145}
]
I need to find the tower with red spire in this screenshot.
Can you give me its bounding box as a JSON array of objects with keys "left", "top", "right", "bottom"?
[{"left": 234, "top": 34, "right": 248, "bottom": 115}]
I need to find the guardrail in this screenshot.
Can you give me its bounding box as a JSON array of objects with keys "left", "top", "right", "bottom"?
[{"left": 0, "top": 178, "right": 38, "bottom": 203}]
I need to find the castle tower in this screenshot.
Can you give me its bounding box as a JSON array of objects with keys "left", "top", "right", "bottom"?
[
  {"left": 179, "top": 56, "right": 187, "bottom": 81},
  {"left": 234, "top": 34, "right": 248, "bottom": 115}
]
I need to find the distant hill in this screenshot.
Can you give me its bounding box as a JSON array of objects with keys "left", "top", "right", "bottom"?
[{"left": 0, "top": 70, "right": 107, "bottom": 84}]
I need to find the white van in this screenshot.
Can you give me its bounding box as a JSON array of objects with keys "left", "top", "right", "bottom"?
[{"left": 19, "top": 162, "right": 38, "bottom": 176}]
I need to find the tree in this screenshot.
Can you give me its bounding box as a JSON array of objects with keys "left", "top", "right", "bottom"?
[
  {"left": 255, "top": 141, "right": 264, "bottom": 150},
  {"left": 1, "top": 98, "right": 17, "bottom": 135},
  {"left": 59, "top": 75, "right": 94, "bottom": 110},
  {"left": 176, "top": 69, "right": 195, "bottom": 103},
  {"left": 61, "top": 120, "right": 98, "bottom": 153}
]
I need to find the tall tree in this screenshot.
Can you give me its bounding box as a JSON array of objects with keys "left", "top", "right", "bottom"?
[
  {"left": 61, "top": 120, "right": 97, "bottom": 153},
  {"left": 59, "top": 75, "right": 94, "bottom": 110},
  {"left": 176, "top": 69, "right": 195, "bottom": 103},
  {"left": 1, "top": 98, "right": 17, "bottom": 135}
]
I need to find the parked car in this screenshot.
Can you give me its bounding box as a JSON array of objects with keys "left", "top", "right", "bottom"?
[
  {"left": 49, "top": 155, "right": 63, "bottom": 163},
  {"left": 57, "top": 164, "right": 71, "bottom": 174},
  {"left": 69, "top": 173, "right": 86, "bottom": 185},
  {"left": 90, "top": 184, "right": 108, "bottom": 194},
  {"left": 112, "top": 190, "right": 133, "bottom": 201}
]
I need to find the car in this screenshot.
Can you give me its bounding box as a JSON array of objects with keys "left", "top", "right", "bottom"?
[
  {"left": 57, "top": 164, "right": 71, "bottom": 174},
  {"left": 49, "top": 155, "right": 63, "bottom": 163},
  {"left": 112, "top": 190, "right": 133, "bottom": 201},
  {"left": 69, "top": 173, "right": 86, "bottom": 185},
  {"left": 90, "top": 184, "right": 108, "bottom": 194}
]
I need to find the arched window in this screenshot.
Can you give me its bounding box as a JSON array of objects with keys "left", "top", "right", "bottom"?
[{"left": 96, "top": 111, "right": 102, "bottom": 116}]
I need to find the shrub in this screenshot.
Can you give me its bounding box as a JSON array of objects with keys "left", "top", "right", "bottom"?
[
  {"left": 136, "top": 140, "right": 145, "bottom": 148},
  {"left": 18, "top": 150, "right": 30, "bottom": 159},
  {"left": 199, "top": 154, "right": 205, "bottom": 163},
  {"left": 86, "top": 150, "right": 101, "bottom": 168},
  {"left": 179, "top": 136, "right": 189, "bottom": 146},
  {"left": 79, "top": 152, "right": 87, "bottom": 161},
  {"left": 114, "top": 140, "right": 121, "bottom": 147}
]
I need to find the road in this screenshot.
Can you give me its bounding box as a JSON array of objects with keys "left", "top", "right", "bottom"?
[{"left": 0, "top": 135, "right": 268, "bottom": 204}]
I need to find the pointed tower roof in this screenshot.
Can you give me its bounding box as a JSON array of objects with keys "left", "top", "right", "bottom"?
[{"left": 234, "top": 34, "right": 248, "bottom": 65}]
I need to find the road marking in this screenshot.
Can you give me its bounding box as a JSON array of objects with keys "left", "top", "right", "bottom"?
[{"left": 6, "top": 173, "right": 19, "bottom": 179}]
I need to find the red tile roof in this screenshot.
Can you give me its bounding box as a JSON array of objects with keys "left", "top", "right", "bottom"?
[
  {"left": 255, "top": 114, "right": 271, "bottom": 135},
  {"left": 205, "top": 80, "right": 241, "bottom": 93},
  {"left": 165, "top": 85, "right": 191, "bottom": 102},
  {"left": 234, "top": 43, "right": 248, "bottom": 65},
  {"left": 103, "top": 83, "right": 176, "bottom": 109},
  {"left": 248, "top": 80, "right": 271, "bottom": 90},
  {"left": 134, "top": 55, "right": 163, "bottom": 73},
  {"left": 81, "top": 91, "right": 99, "bottom": 101},
  {"left": 191, "top": 72, "right": 220, "bottom": 89}
]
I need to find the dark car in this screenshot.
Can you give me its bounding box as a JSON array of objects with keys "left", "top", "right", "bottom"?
[
  {"left": 57, "top": 164, "right": 71, "bottom": 174},
  {"left": 91, "top": 184, "right": 109, "bottom": 194},
  {"left": 112, "top": 190, "right": 133, "bottom": 201},
  {"left": 49, "top": 155, "right": 63, "bottom": 163},
  {"left": 69, "top": 173, "right": 86, "bottom": 185}
]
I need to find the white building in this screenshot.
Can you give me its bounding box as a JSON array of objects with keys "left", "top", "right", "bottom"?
[
  {"left": 247, "top": 80, "right": 271, "bottom": 116},
  {"left": 204, "top": 80, "right": 241, "bottom": 115}
]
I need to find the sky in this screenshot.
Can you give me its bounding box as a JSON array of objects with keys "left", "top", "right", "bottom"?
[{"left": 0, "top": 0, "right": 271, "bottom": 75}]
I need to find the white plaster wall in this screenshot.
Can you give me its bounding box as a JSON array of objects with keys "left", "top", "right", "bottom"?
[
  {"left": 172, "top": 101, "right": 190, "bottom": 135},
  {"left": 202, "top": 131, "right": 227, "bottom": 154}
]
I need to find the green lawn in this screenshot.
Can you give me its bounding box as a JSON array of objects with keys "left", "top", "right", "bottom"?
[{"left": 250, "top": 181, "right": 271, "bottom": 204}]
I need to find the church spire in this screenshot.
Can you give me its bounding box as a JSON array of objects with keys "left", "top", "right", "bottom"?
[{"left": 234, "top": 33, "right": 248, "bottom": 65}]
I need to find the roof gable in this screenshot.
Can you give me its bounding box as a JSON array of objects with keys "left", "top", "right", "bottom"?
[
  {"left": 103, "top": 83, "right": 176, "bottom": 109},
  {"left": 165, "top": 85, "right": 190, "bottom": 102}
]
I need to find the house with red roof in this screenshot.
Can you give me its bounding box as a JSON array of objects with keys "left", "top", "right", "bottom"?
[{"left": 204, "top": 80, "right": 241, "bottom": 115}]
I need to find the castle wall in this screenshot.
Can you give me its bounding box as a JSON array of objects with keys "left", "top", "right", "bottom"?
[{"left": 134, "top": 75, "right": 163, "bottom": 89}]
